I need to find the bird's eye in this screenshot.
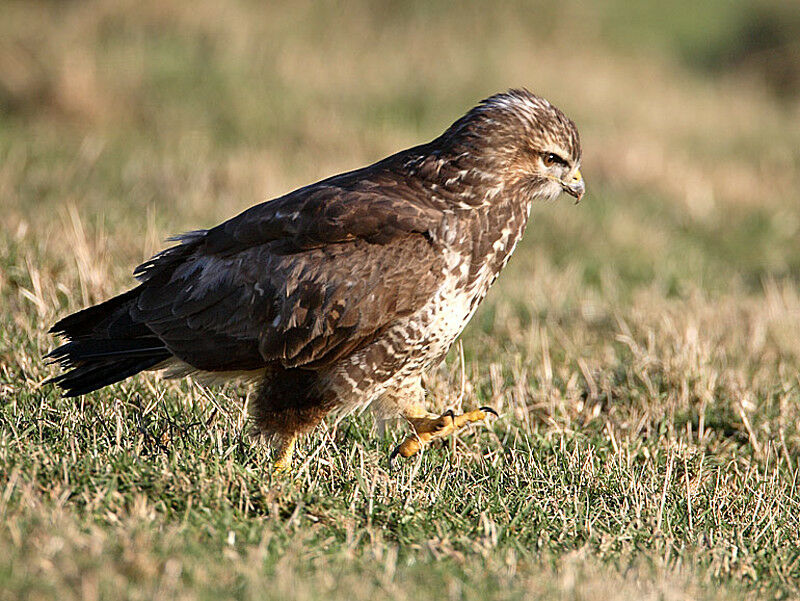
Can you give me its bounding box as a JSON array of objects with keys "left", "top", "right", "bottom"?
[{"left": 543, "top": 152, "right": 567, "bottom": 167}]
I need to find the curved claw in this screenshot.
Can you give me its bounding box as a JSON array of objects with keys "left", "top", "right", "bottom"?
[
  {"left": 389, "top": 407, "right": 497, "bottom": 468},
  {"left": 389, "top": 444, "right": 401, "bottom": 469}
]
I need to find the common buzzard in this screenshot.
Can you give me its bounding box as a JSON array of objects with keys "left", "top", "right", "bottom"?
[{"left": 47, "top": 89, "right": 584, "bottom": 470}]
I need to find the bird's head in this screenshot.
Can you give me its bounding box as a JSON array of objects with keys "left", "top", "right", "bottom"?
[{"left": 444, "top": 89, "right": 584, "bottom": 203}]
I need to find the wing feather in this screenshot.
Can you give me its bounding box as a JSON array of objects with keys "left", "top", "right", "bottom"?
[{"left": 129, "top": 167, "right": 446, "bottom": 373}]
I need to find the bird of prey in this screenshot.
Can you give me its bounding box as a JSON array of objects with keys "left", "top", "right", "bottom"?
[{"left": 47, "top": 89, "right": 584, "bottom": 471}]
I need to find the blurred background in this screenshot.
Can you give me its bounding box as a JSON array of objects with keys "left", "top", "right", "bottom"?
[
  {"left": 2, "top": 1, "right": 800, "bottom": 598},
  {"left": 4, "top": 0, "right": 800, "bottom": 394},
  {"left": 2, "top": 0, "right": 799, "bottom": 302},
  {"left": 3, "top": 0, "right": 799, "bottom": 289}
]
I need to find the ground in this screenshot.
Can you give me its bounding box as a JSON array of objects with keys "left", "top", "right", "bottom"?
[{"left": 1, "top": 1, "right": 800, "bottom": 599}]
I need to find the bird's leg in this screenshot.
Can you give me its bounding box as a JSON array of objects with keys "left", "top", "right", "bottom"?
[
  {"left": 390, "top": 405, "right": 497, "bottom": 463},
  {"left": 272, "top": 434, "right": 296, "bottom": 474}
]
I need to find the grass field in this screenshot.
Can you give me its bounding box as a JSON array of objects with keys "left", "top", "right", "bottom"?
[{"left": 2, "top": 1, "right": 800, "bottom": 599}]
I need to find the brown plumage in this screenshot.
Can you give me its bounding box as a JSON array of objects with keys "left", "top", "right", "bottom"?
[{"left": 47, "top": 89, "right": 584, "bottom": 466}]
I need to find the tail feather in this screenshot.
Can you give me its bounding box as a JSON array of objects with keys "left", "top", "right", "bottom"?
[
  {"left": 47, "top": 339, "right": 167, "bottom": 365},
  {"left": 47, "top": 354, "right": 170, "bottom": 397},
  {"left": 47, "top": 288, "right": 173, "bottom": 397},
  {"left": 50, "top": 287, "right": 143, "bottom": 339}
]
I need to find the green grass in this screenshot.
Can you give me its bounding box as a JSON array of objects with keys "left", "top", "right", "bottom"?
[{"left": 2, "top": 1, "right": 800, "bottom": 599}]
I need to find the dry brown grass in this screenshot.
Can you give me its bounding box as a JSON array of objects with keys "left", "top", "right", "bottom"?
[{"left": 1, "top": 1, "right": 799, "bottom": 599}]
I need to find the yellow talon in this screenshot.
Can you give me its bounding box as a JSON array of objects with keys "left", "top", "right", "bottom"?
[
  {"left": 272, "top": 435, "right": 296, "bottom": 475},
  {"left": 390, "top": 406, "right": 498, "bottom": 463}
]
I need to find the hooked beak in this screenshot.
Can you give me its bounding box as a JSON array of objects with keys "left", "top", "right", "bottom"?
[{"left": 561, "top": 169, "right": 585, "bottom": 203}]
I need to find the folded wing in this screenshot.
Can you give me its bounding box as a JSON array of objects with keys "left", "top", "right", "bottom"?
[{"left": 131, "top": 174, "right": 446, "bottom": 372}]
